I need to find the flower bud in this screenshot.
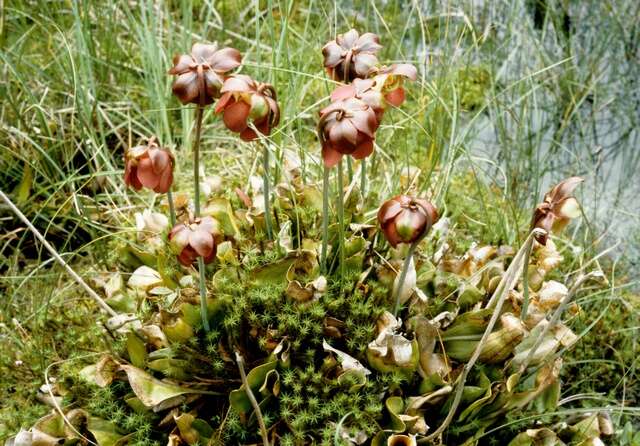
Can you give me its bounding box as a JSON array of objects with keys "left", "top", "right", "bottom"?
[
  {"left": 124, "top": 138, "right": 174, "bottom": 193},
  {"left": 378, "top": 196, "right": 439, "bottom": 247},
  {"left": 532, "top": 177, "right": 583, "bottom": 245}
]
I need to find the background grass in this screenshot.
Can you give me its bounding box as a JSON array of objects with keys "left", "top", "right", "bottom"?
[{"left": 1, "top": 0, "right": 639, "bottom": 441}]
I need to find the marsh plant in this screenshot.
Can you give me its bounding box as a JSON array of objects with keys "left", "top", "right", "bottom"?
[{"left": 5, "top": 28, "right": 612, "bottom": 446}]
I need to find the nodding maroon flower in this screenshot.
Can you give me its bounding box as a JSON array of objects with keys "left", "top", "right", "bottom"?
[
  {"left": 169, "top": 43, "right": 242, "bottom": 106},
  {"left": 368, "top": 63, "right": 418, "bottom": 107},
  {"left": 124, "top": 138, "right": 174, "bottom": 193},
  {"left": 168, "top": 217, "right": 218, "bottom": 266},
  {"left": 318, "top": 97, "right": 379, "bottom": 168},
  {"left": 214, "top": 75, "right": 280, "bottom": 141},
  {"left": 322, "top": 29, "right": 382, "bottom": 82},
  {"left": 532, "top": 177, "right": 583, "bottom": 245},
  {"left": 378, "top": 195, "right": 439, "bottom": 248}
]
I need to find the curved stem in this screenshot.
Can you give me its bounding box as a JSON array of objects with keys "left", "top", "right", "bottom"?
[
  {"left": 321, "top": 165, "right": 330, "bottom": 273},
  {"left": 262, "top": 142, "right": 273, "bottom": 240},
  {"left": 235, "top": 352, "right": 270, "bottom": 446},
  {"left": 393, "top": 241, "right": 418, "bottom": 317},
  {"left": 192, "top": 104, "right": 209, "bottom": 332},
  {"left": 167, "top": 189, "right": 176, "bottom": 226},
  {"left": 337, "top": 160, "right": 345, "bottom": 284}
]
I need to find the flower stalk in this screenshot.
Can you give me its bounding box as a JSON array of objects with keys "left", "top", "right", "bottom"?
[
  {"left": 167, "top": 189, "right": 176, "bottom": 226},
  {"left": 321, "top": 166, "right": 330, "bottom": 273},
  {"left": 393, "top": 241, "right": 418, "bottom": 317},
  {"left": 192, "top": 103, "right": 209, "bottom": 332},
  {"left": 193, "top": 105, "right": 204, "bottom": 216},
  {"left": 262, "top": 141, "right": 273, "bottom": 240},
  {"left": 337, "top": 159, "right": 346, "bottom": 283}
]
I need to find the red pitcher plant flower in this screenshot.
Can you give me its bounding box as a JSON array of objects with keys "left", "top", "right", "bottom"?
[
  {"left": 322, "top": 29, "right": 382, "bottom": 82},
  {"left": 318, "top": 97, "right": 379, "bottom": 168},
  {"left": 532, "top": 177, "right": 583, "bottom": 245},
  {"left": 329, "top": 63, "right": 417, "bottom": 119},
  {"left": 368, "top": 63, "right": 418, "bottom": 107},
  {"left": 378, "top": 195, "right": 439, "bottom": 248},
  {"left": 215, "top": 75, "right": 280, "bottom": 141},
  {"left": 124, "top": 138, "right": 174, "bottom": 194},
  {"left": 169, "top": 43, "right": 242, "bottom": 106},
  {"left": 169, "top": 216, "right": 218, "bottom": 266}
]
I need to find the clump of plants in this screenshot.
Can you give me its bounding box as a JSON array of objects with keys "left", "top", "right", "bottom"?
[{"left": 4, "top": 30, "right": 614, "bottom": 446}]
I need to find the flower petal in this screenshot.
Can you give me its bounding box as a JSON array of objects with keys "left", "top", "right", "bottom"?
[
  {"left": 322, "top": 41, "right": 343, "bottom": 67},
  {"left": 199, "top": 217, "right": 216, "bottom": 234},
  {"left": 204, "top": 70, "right": 224, "bottom": 99},
  {"left": 383, "top": 221, "right": 401, "bottom": 247},
  {"left": 556, "top": 197, "right": 581, "bottom": 219},
  {"left": 189, "top": 230, "right": 214, "bottom": 258},
  {"left": 330, "top": 119, "right": 358, "bottom": 145},
  {"left": 124, "top": 163, "right": 142, "bottom": 190},
  {"left": 169, "top": 225, "right": 190, "bottom": 251},
  {"left": 172, "top": 72, "right": 199, "bottom": 104},
  {"left": 390, "top": 63, "right": 418, "bottom": 80},
  {"left": 223, "top": 100, "right": 251, "bottom": 132},
  {"left": 414, "top": 199, "right": 439, "bottom": 226},
  {"left": 355, "top": 32, "right": 382, "bottom": 53},
  {"left": 548, "top": 177, "right": 583, "bottom": 202},
  {"left": 169, "top": 54, "right": 193, "bottom": 75},
  {"left": 209, "top": 47, "right": 242, "bottom": 72},
  {"left": 240, "top": 127, "right": 258, "bottom": 141},
  {"left": 191, "top": 43, "right": 218, "bottom": 63},
  {"left": 353, "top": 53, "right": 378, "bottom": 76},
  {"left": 178, "top": 246, "right": 198, "bottom": 266},
  {"left": 331, "top": 84, "right": 355, "bottom": 101},
  {"left": 221, "top": 75, "right": 253, "bottom": 93},
  {"left": 136, "top": 158, "right": 160, "bottom": 189},
  {"left": 350, "top": 107, "right": 378, "bottom": 137},
  {"left": 322, "top": 145, "right": 343, "bottom": 168},
  {"left": 377, "top": 199, "right": 403, "bottom": 225},
  {"left": 385, "top": 88, "right": 406, "bottom": 107},
  {"left": 155, "top": 165, "right": 173, "bottom": 193},
  {"left": 339, "top": 29, "right": 360, "bottom": 49},
  {"left": 215, "top": 92, "right": 233, "bottom": 113},
  {"left": 148, "top": 148, "right": 170, "bottom": 175},
  {"left": 351, "top": 140, "right": 374, "bottom": 159},
  {"left": 265, "top": 97, "right": 280, "bottom": 127}
]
